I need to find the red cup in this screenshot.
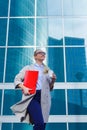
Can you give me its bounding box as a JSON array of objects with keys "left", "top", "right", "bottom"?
[{"left": 23, "top": 70, "right": 38, "bottom": 94}]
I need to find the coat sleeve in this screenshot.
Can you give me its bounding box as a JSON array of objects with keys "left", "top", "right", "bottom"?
[
  {"left": 47, "top": 69, "right": 56, "bottom": 91},
  {"left": 14, "top": 65, "right": 29, "bottom": 88}
]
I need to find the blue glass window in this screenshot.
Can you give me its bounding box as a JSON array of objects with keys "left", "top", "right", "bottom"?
[
  {"left": 3, "top": 90, "right": 22, "bottom": 115},
  {"left": 10, "top": 0, "right": 35, "bottom": 16},
  {"left": 5, "top": 48, "right": 34, "bottom": 82},
  {"left": 37, "top": 0, "right": 47, "bottom": 16},
  {"left": 2, "top": 123, "right": 12, "bottom": 130},
  {"left": 63, "top": 0, "right": 87, "bottom": 16},
  {"left": 50, "top": 90, "right": 66, "bottom": 115},
  {"left": 36, "top": 18, "right": 48, "bottom": 46},
  {"left": 0, "top": 0, "right": 8, "bottom": 16},
  {"left": 0, "top": 19, "right": 7, "bottom": 46},
  {"left": 48, "top": 18, "right": 63, "bottom": 45},
  {"left": 8, "top": 19, "right": 34, "bottom": 46},
  {"left": 0, "top": 49, "right": 5, "bottom": 82},
  {"left": 66, "top": 47, "right": 87, "bottom": 82},
  {"left": 69, "top": 123, "right": 87, "bottom": 130},
  {"left": 65, "top": 37, "right": 84, "bottom": 46},
  {"left": 68, "top": 89, "right": 87, "bottom": 115},
  {"left": 46, "top": 0, "right": 62, "bottom": 16},
  {"left": 13, "top": 123, "right": 32, "bottom": 130},
  {"left": 46, "top": 123, "right": 66, "bottom": 130},
  {"left": 13, "top": 123, "right": 66, "bottom": 130},
  {"left": 47, "top": 48, "right": 64, "bottom": 82},
  {"left": 64, "top": 18, "right": 87, "bottom": 46},
  {"left": 0, "top": 90, "right": 2, "bottom": 115}
]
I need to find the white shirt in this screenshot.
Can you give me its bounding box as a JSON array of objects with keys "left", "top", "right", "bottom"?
[{"left": 34, "top": 63, "right": 44, "bottom": 90}]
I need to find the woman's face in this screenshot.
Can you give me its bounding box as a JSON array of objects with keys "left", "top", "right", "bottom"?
[{"left": 34, "top": 52, "right": 46, "bottom": 61}]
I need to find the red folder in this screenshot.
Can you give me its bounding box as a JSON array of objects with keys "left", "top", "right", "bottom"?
[{"left": 23, "top": 70, "right": 38, "bottom": 94}]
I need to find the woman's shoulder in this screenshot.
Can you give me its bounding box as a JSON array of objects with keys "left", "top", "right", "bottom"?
[{"left": 22, "top": 64, "right": 35, "bottom": 70}]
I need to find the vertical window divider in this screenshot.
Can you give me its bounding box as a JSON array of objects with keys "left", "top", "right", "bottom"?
[
  {"left": 1, "top": 1, "right": 11, "bottom": 130},
  {"left": 62, "top": 0, "right": 69, "bottom": 130},
  {"left": 34, "top": 0, "right": 37, "bottom": 51}
]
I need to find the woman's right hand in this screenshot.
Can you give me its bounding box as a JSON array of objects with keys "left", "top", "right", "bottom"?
[{"left": 18, "top": 84, "right": 32, "bottom": 95}]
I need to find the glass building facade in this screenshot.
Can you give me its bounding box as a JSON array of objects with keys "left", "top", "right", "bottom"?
[{"left": 0, "top": 0, "right": 87, "bottom": 130}]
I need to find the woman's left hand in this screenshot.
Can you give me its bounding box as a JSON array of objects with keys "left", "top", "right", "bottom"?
[
  {"left": 51, "top": 73, "right": 56, "bottom": 81},
  {"left": 50, "top": 73, "right": 56, "bottom": 91}
]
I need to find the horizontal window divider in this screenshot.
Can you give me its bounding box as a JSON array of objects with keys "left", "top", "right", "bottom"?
[
  {"left": 0, "top": 83, "right": 87, "bottom": 89},
  {"left": 0, "top": 45, "right": 87, "bottom": 48},
  {"left": 1, "top": 16, "right": 87, "bottom": 19},
  {"left": 0, "top": 115, "right": 87, "bottom": 123}
]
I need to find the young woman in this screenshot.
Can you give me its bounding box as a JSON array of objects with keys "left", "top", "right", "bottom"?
[{"left": 11, "top": 49, "right": 56, "bottom": 130}]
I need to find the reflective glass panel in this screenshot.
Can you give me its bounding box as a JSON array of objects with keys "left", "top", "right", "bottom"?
[
  {"left": 2, "top": 123, "right": 12, "bottom": 130},
  {"left": 48, "top": 18, "right": 63, "bottom": 45},
  {"left": 68, "top": 89, "right": 87, "bottom": 115},
  {"left": 36, "top": 18, "right": 48, "bottom": 46},
  {"left": 50, "top": 90, "right": 66, "bottom": 115},
  {"left": 47, "top": 0, "right": 62, "bottom": 16},
  {"left": 0, "top": 48, "right": 5, "bottom": 82},
  {"left": 64, "top": 18, "right": 87, "bottom": 45},
  {"left": 0, "top": 19, "right": 7, "bottom": 46},
  {"left": 37, "top": 0, "right": 47, "bottom": 16},
  {"left": 5, "top": 48, "right": 34, "bottom": 82},
  {"left": 0, "top": 90, "right": 2, "bottom": 115},
  {"left": 13, "top": 123, "right": 32, "bottom": 130},
  {"left": 63, "top": 0, "right": 87, "bottom": 16},
  {"left": 3, "top": 90, "right": 22, "bottom": 115},
  {"left": 13, "top": 123, "right": 67, "bottom": 130},
  {"left": 10, "top": 0, "right": 35, "bottom": 16},
  {"left": 47, "top": 48, "right": 64, "bottom": 82},
  {"left": 0, "top": 0, "right": 8, "bottom": 16},
  {"left": 8, "top": 19, "right": 34, "bottom": 46},
  {"left": 69, "top": 123, "right": 87, "bottom": 130},
  {"left": 65, "top": 37, "right": 85, "bottom": 46},
  {"left": 66, "top": 47, "right": 87, "bottom": 82},
  {"left": 46, "top": 123, "right": 66, "bottom": 130}
]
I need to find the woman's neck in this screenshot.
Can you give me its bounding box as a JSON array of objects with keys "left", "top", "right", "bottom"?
[{"left": 36, "top": 60, "right": 43, "bottom": 65}]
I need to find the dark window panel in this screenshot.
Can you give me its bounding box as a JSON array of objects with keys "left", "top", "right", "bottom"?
[
  {"left": 69, "top": 123, "right": 87, "bottom": 130},
  {"left": 0, "top": 90, "right": 2, "bottom": 115},
  {"left": 10, "top": 0, "right": 35, "bottom": 16},
  {"left": 68, "top": 89, "right": 87, "bottom": 115},
  {"left": 0, "top": 19, "right": 7, "bottom": 46},
  {"left": 5, "top": 48, "right": 34, "bottom": 82},
  {"left": 8, "top": 19, "right": 34, "bottom": 46},
  {"left": 3, "top": 90, "right": 22, "bottom": 115},
  {"left": 66, "top": 47, "right": 87, "bottom": 82},
  {"left": 48, "top": 37, "right": 63, "bottom": 46},
  {"left": 47, "top": 48, "right": 64, "bottom": 82},
  {"left": 2, "top": 123, "right": 12, "bottom": 130},
  {"left": 65, "top": 37, "right": 84, "bottom": 46},
  {"left": 0, "top": 48, "right": 5, "bottom": 82},
  {"left": 13, "top": 123, "right": 32, "bottom": 130},
  {"left": 0, "top": 0, "right": 8, "bottom": 17},
  {"left": 46, "top": 123, "right": 66, "bottom": 130},
  {"left": 50, "top": 90, "right": 66, "bottom": 115}
]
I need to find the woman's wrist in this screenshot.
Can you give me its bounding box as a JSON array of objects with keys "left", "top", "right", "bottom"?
[{"left": 18, "top": 83, "right": 24, "bottom": 89}]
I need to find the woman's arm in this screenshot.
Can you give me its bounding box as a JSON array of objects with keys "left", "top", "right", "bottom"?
[
  {"left": 49, "top": 73, "right": 56, "bottom": 91},
  {"left": 14, "top": 66, "right": 29, "bottom": 88},
  {"left": 17, "top": 83, "right": 32, "bottom": 95},
  {"left": 14, "top": 66, "right": 31, "bottom": 94}
]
